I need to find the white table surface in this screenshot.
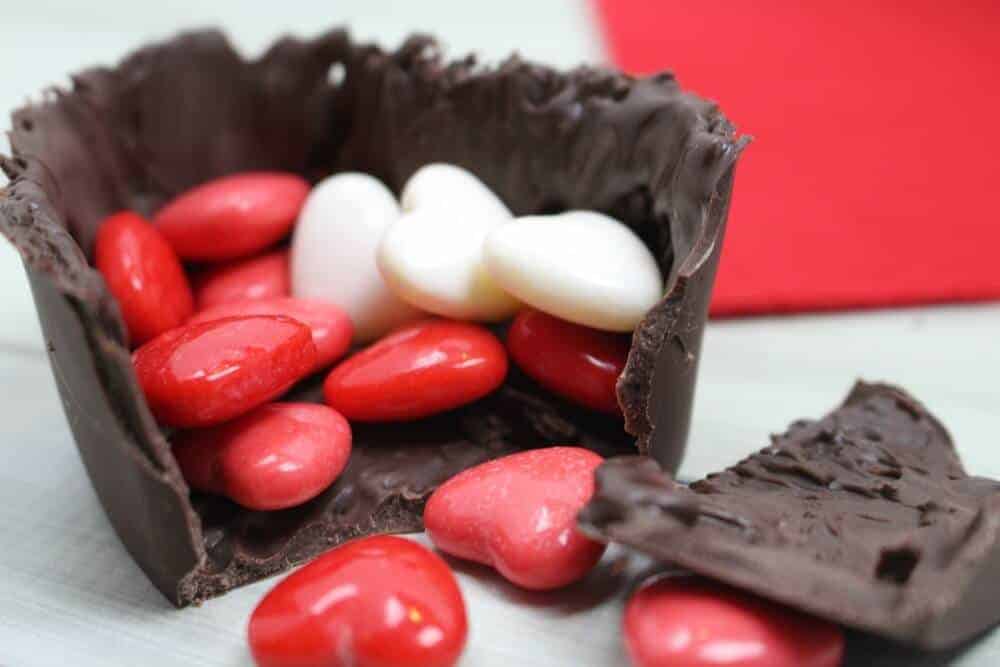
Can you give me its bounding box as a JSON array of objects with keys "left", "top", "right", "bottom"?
[{"left": 2, "top": 3, "right": 998, "bottom": 665}]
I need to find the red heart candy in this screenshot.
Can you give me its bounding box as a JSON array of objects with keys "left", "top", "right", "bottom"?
[
  {"left": 624, "top": 576, "right": 845, "bottom": 667},
  {"left": 189, "top": 297, "right": 353, "bottom": 370},
  {"left": 173, "top": 402, "right": 351, "bottom": 510},
  {"left": 94, "top": 211, "right": 194, "bottom": 346},
  {"left": 424, "top": 446, "right": 606, "bottom": 590},
  {"left": 154, "top": 172, "right": 309, "bottom": 261},
  {"left": 133, "top": 316, "right": 317, "bottom": 428},
  {"left": 249, "top": 535, "right": 467, "bottom": 667},
  {"left": 507, "top": 308, "right": 629, "bottom": 414},
  {"left": 193, "top": 249, "right": 290, "bottom": 310},
  {"left": 323, "top": 319, "right": 507, "bottom": 421}
]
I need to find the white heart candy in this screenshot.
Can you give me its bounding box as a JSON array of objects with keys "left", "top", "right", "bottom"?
[
  {"left": 376, "top": 164, "right": 520, "bottom": 321},
  {"left": 483, "top": 211, "right": 664, "bottom": 332},
  {"left": 291, "top": 173, "right": 423, "bottom": 342}
]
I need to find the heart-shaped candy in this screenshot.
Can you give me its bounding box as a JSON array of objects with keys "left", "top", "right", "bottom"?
[
  {"left": 507, "top": 308, "right": 629, "bottom": 414},
  {"left": 484, "top": 210, "right": 663, "bottom": 332},
  {"left": 624, "top": 575, "right": 845, "bottom": 667},
  {"left": 173, "top": 402, "right": 351, "bottom": 511},
  {"left": 133, "top": 316, "right": 317, "bottom": 428},
  {"left": 291, "top": 173, "right": 423, "bottom": 342},
  {"left": 249, "top": 535, "right": 467, "bottom": 667},
  {"left": 193, "top": 249, "right": 290, "bottom": 310},
  {"left": 377, "top": 164, "right": 519, "bottom": 321},
  {"left": 154, "top": 172, "right": 308, "bottom": 261},
  {"left": 94, "top": 211, "right": 193, "bottom": 346},
  {"left": 423, "top": 446, "right": 606, "bottom": 590},
  {"left": 189, "top": 297, "right": 353, "bottom": 371},
  {"left": 323, "top": 319, "right": 507, "bottom": 421}
]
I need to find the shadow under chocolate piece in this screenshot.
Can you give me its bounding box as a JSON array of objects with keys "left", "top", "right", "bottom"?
[
  {"left": 0, "top": 28, "right": 745, "bottom": 606},
  {"left": 579, "top": 382, "right": 1000, "bottom": 649}
]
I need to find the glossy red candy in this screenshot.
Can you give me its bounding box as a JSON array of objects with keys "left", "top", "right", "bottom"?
[
  {"left": 94, "top": 211, "right": 194, "bottom": 346},
  {"left": 190, "top": 297, "right": 353, "bottom": 370},
  {"left": 249, "top": 535, "right": 467, "bottom": 667},
  {"left": 424, "top": 447, "right": 606, "bottom": 590},
  {"left": 133, "top": 316, "right": 317, "bottom": 428},
  {"left": 173, "top": 403, "right": 351, "bottom": 510},
  {"left": 507, "top": 308, "right": 629, "bottom": 414},
  {"left": 193, "top": 249, "right": 290, "bottom": 309},
  {"left": 624, "top": 576, "right": 845, "bottom": 667},
  {"left": 324, "top": 319, "right": 507, "bottom": 421},
  {"left": 154, "top": 172, "right": 309, "bottom": 261}
]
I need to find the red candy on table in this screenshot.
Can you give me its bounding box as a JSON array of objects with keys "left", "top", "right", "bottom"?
[
  {"left": 133, "top": 316, "right": 317, "bottom": 428},
  {"left": 507, "top": 308, "right": 629, "bottom": 414},
  {"left": 424, "top": 447, "right": 606, "bottom": 590},
  {"left": 193, "top": 249, "right": 290, "bottom": 310},
  {"left": 173, "top": 403, "right": 351, "bottom": 510},
  {"left": 94, "top": 211, "right": 194, "bottom": 346},
  {"left": 154, "top": 172, "right": 309, "bottom": 261},
  {"left": 624, "top": 576, "right": 845, "bottom": 667},
  {"left": 323, "top": 319, "right": 508, "bottom": 421},
  {"left": 190, "top": 297, "right": 353, "bottom": 370},
  {"left": 249, "top": 535, "right": 467, "bottom": 667}
]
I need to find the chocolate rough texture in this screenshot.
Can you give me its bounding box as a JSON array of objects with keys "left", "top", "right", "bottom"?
[
  {"left": 0, "top": 29, "right": 745, "bottom": 605},
  {"left": 579, "top": 382, "right": 1000, "bottom": 649}
]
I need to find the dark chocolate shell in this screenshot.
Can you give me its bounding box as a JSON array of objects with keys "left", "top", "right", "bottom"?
[
  {"left": 579, "top": 382, "right": 1000, "bottom": 649},
  {"left": 0, "top": 29, "right": 746, "bottom": 605}
]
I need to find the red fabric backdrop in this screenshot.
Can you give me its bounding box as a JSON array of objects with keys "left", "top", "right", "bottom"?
[{"left": 595, "top": 1, "right": 1000, "bottom": 316}]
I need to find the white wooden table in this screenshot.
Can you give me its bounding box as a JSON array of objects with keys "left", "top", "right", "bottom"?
[{"left": 2, "top": 3, "right": 998, "bottom": 665}]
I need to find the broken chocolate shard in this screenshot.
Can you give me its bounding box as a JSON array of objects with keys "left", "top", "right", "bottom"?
[
  {"left": 579, "top": 382, "right": 1000, "bottom": 650},
  {"left": 0, "top": 28, "right": 744, "bottom": 605}
]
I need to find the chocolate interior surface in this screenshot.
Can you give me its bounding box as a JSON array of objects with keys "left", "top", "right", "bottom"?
[
  {"left": 579, "top": 382, "right": 1000, "bottom": 649},
  {"left": 0, "top": 29, "right": 745, "bottom": 605}
]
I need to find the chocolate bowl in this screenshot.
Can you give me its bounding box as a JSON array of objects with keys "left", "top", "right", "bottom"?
[{"left": 0, "top": 29, "right": 747, "bottom": 606}]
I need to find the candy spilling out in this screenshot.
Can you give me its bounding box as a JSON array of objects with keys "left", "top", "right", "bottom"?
[
  {"left": 94, "top": 166, "right": 847, "bottom": 666},
  {"left": 624, "top": 576, "right": 844, "bottom": 667},
  {"left": 424, "top": 447, "right": 607, "bottom": 590},
  {"left": 249, "top": 536, "right": 467, "bottom": 667}
]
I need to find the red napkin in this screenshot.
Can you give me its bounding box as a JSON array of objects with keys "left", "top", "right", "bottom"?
[{"left": 595, "top": 0, "right": 1000, "bottom": 316}]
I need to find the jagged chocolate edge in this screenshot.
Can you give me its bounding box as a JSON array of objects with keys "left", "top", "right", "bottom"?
[
  {"left": 0, "top": 29, "right": 744, "bottom": 605},
  {"left": 579, "top": 382, "right": 1000, "bottom": 649}
]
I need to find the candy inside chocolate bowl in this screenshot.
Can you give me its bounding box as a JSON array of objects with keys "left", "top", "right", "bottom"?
[{"left": 0, "top": 28, "right": 746, "bottom": 605}]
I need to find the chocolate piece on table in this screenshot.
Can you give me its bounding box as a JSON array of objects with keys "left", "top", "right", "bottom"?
[
  {"left": 0, "top": 29, "right": 746, "bottom": 605},
  {"left": 579, "top": 382, "right": 1000, "bottom": 650}
]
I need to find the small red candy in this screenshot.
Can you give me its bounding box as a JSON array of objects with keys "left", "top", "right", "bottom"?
[
  {"left": 324, "top": 319, "right": 507, "bottom": 421},
  {"left": 190, "top": 297, "right": 353, "bottom": 370},
  {"left": 624, "top": 576, "right": 845, "bottom": 667},
  {"left": 173, "top": 403, "right": 351, "bottom": 510},
  {"left": 133, "top": 316, "right": 317, "bottom": 428},
  {"left": 154, "top": 172, "right": 309, "bottom": 261},
  {"left": 424, "top": 447, "right": 606, "bottom": 590},
  {"left": 507, "top": 308, "right": 629, "bottom": 414},
  {"left": 193, "top": 249, "right": 290, "bottom": 309},
  {"left": 94, "top": 211, "right": 194, "bottom": 346},
  {"left": 249, "top": 535, "right": 467, "bottom": 667}
]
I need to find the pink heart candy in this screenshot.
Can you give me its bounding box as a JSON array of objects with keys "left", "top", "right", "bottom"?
[{"left": 424, "top": 446, "right": 606, "bottom": 590}]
